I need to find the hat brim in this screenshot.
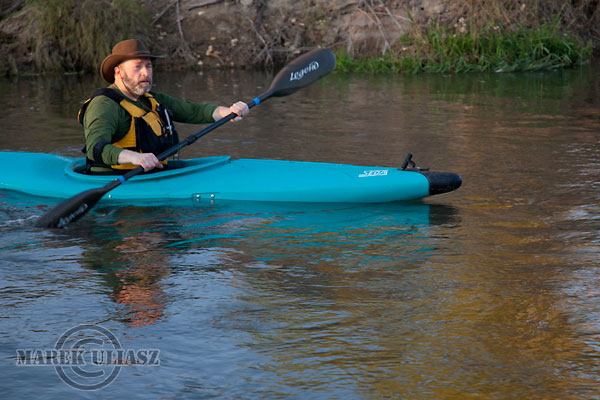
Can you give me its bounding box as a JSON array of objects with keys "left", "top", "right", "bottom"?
[{"left": 100, "top": 53, "right": 165, "bottom": 83}]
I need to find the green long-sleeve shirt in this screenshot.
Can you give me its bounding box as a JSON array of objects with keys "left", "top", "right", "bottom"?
[{"left": 82, "top": 84, "right": 218, "bottom": 166}]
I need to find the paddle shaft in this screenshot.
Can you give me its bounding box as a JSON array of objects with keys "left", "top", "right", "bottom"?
[
  {"left": 34, "top": 96, "right": 268, "bottom": 229},
  {"left": 118, "top": 92, "right": 269, "bottom": 184}
]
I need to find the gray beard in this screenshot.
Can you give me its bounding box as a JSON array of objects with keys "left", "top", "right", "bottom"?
[{"left": 121, "top": 71, "right": 152, "bottom": 97}]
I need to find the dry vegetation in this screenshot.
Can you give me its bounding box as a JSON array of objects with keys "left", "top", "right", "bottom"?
[{"left": 0, "top": 0, "right": 598, "bottom": 75}]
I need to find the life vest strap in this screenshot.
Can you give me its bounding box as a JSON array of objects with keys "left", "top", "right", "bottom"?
[{"left": 78, "top": 88, "right": 124, "bottom": 125}]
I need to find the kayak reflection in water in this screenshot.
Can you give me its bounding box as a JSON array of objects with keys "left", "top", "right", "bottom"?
[{"left": 79, "top": 38, "right": 249, "bottom": 175}]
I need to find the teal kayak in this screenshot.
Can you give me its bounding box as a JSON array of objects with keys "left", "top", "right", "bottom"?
[{"left": 0, "top": 152, "right": 461, "bottom": 204}]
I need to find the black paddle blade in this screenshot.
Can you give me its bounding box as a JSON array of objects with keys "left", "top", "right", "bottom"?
[
  {"left": 35, "top": 186, "right": 108, "bottom": 228},
  {"left": 268, "top": 49, "right": 336, "bottom": 97}
]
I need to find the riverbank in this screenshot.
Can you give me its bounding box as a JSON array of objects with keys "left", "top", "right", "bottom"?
[{"left": 0, "top": 0, "right": 597, "bottom": 75}]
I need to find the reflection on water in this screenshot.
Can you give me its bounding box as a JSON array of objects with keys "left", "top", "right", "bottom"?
[{"left": 0, "top": 60, "right": 599, "bottom": 398}]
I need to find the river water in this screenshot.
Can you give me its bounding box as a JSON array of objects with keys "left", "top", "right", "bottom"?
[{"left": 0, "top": 61, "right": 599, "bottom": 398}]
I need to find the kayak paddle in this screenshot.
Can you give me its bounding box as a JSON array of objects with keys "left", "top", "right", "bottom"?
[{"left": 36, "top": 49, "right": 336, "bottom": 228}]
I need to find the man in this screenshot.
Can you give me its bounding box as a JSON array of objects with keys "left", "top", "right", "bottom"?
[{"left": 79, "top": 39, "right": 249, "bottom": 173}]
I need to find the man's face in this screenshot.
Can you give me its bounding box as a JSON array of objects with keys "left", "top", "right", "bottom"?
[{"left": 115, "top": 58, "right": 153, "bottom": 97}]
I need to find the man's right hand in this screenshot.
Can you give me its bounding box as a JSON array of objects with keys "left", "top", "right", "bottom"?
[{"left": 118, "top": 149, "right": 163, "bottom": 171}]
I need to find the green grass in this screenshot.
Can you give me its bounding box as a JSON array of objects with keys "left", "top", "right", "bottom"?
[{"left": 335, "top": 22, "right": 593, "bottom": 74}]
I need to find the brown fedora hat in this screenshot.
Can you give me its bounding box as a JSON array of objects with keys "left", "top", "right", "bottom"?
[{"left": 100, "top": 39, "right": 165, "bottom": 83}]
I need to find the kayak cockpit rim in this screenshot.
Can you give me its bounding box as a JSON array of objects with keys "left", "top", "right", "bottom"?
[{"left": 64, "top": 156, "right": 232, "bottom": 182}]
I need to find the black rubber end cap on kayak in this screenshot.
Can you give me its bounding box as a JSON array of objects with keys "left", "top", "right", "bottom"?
[{"left": 421, "top": 172, "right": 462, "bottom": 196}]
